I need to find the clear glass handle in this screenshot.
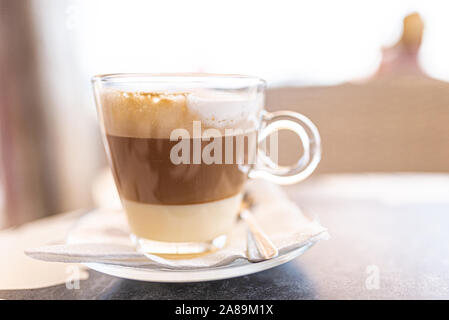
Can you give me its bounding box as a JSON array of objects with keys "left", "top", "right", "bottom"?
[{"left": 249, "top": 110, "right": 321, "bottom": 185}]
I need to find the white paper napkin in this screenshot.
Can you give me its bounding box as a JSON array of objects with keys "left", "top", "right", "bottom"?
[{"left": 25, "top": 181, "right": 328, "bottom": 269}]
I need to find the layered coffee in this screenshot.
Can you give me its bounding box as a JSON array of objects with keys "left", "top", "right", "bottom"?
[{"left": 99, "top": 89, "right": 263, "bottom": 243}]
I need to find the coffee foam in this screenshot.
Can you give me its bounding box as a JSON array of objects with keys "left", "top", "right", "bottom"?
[
  {"left": 100, "top": 89, "right": 262, "bottom": 138},
  {"left": 186, "top": 90, "right": 263, "bottom": 129}
]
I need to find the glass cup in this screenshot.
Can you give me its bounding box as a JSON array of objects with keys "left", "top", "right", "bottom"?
[{"left": 92, "top": 74, "right": 321, "bottom": 255}]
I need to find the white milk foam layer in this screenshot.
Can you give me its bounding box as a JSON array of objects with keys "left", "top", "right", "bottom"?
[
  {"left": 186, "top": 90, "right": 263, "bottom": 129},
  {"left": 101, "top": 89, "right": 263, "bottom": 138}
]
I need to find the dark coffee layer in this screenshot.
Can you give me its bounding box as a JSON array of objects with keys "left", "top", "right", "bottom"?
[{"left": 106, "top": 133, "right": 256, "bottom": 205}]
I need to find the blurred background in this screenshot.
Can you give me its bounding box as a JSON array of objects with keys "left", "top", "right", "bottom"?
[{"left": 0, "top": 0, "right": 448, "bottom": 228}]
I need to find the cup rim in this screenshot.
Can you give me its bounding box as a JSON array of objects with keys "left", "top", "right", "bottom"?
[{"left": 91, "top": 73, "right": 266, "bottom": 87}]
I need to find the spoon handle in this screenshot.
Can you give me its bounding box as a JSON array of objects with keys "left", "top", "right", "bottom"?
[{"left": 240, "top": 209, "right": 279, "bottom": 260}]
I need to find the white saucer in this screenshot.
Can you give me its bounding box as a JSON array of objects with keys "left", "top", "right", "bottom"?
[{"left": 84, "top": 240, "right": 316, "bottom": 283}]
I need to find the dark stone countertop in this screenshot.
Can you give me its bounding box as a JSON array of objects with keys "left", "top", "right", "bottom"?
[{"left": 2, "top": 174, "right": 449, "bottom": 299}]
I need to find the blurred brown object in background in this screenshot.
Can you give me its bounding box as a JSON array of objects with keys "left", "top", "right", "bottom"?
[
  {"left": 377, "top": 12, "right": 424, "bottom": 76},
  {"left": 0, "top": 0, "right": 59, "bottom": 227},
  {"left": 267, "top": 12, "right": 449, "bottom": 173}
]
